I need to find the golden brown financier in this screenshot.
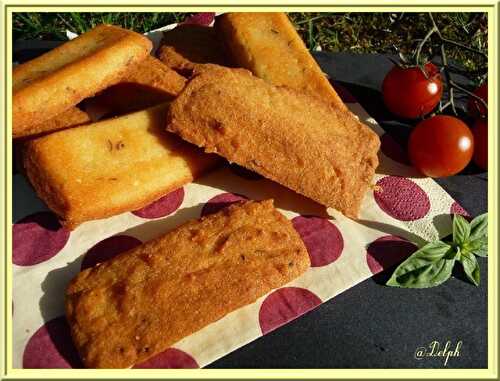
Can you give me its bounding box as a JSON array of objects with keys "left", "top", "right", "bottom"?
[
  {"left": 167, "top": 66, "right": 380, "bottom": 218},
  {"left": 85, "top": 55, "right": 186, "bottom": 116},
  {"left": 157, "top": 23, "right": 228, "bottom": 75},
  {"left": 66, "top": 199, "right": 310, "bottom": 368},
  {"left": 13, "top": 24, "right": 152, "bottom": 137},
  {"left": 19, "top": 106, "right": 92, "bottom": 138},
  {"left": 215, "top": 12, "right": 346, "bottom": 110},
  {"left": 24, "top": 103, "right": 218, "bottom": 229},
  {"left": 13, "top": 107, "right": 92, "bottom": 175}
]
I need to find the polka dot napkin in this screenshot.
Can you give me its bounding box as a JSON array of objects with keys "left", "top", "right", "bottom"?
[{"left": 12, "top": 13, "right": 470, "bottom": 369}]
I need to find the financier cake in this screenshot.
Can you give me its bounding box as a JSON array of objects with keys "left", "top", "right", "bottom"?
[
  {"left": 19, "top": 106, "right": 92, "bottom": 138},
  {"left": 13, "top": 24, "right": 152, "bottom": 137},
  {"left": 157, "top": 23, "right": 229, "bottom": 75},
  {"left": 215, "top": 12, "right": 346, "bottom": 110},
  {"left": 24, "top": 103, "right": 219, "bottom": 229},
  {"left": 166, "top": 66, "right": 380, "bottom": 218},
  {"left": 66, "top": 199, "right": 311, "bottom": 368},
  {"left": 85, "top": 55, "right": 187, "bottom": 116}
]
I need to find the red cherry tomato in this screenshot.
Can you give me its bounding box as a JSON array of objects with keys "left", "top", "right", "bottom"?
[
  {"left": 382, "top": 62, "right": 443, "bottom": 119},
  {"left": 408, "top": 115, "right": 474, "bottom": 177},
  {"left": 472, "top": 118, "right": 488, "bottom": 170},
  {"left": 467, "top": 82, "right": 488, "bottom": 117}
]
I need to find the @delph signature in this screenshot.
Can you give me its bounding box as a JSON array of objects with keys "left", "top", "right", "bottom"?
[{"left": 414, "top": 340, "right": 462, "bottom": 366}]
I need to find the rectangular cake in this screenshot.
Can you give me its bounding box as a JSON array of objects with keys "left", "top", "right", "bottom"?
[
  {"left": 66, "top": 199, "right": 310, "bottom": 368},
  {"left": 13, "top": 24, "right": 152, "bottom": 137},
  {"left": 24, "top": 103, "right": 218, "bottom": 229},
  {"left": 85, "top": 55, "right": 187, "bottom": 116},
  {"left": 215, "top": 12, "right": 346, "bottom": 110},
  {"left": 157, "top": 24, "right": 229, "bottom": 75},
  {"left": 167, "top": 66, "right": 380, "bottom": 218},
  {"left": 20, "top": 106, "right": 92, "bottom": 138}
]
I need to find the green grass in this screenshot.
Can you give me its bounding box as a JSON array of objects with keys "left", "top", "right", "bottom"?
[
  {"left": 12, "top": 12, "right": 184, "bottom": 40},
  {"left": 13, "top": 12, "right": 487, "bottom": 77},
  {"left": 289, "top": 12, "right": 487, "bottom": 74}
]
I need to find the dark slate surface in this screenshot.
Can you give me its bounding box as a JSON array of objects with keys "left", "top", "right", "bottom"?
[
  {"left": 208, "top": 52, "right": 487, "bottom": 369},
  {"left": 13, "top": 47, "right": 487, "bottom": 369}
]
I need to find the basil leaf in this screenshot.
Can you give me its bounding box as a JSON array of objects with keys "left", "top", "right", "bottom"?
[
  {"left": 459, "top": 250, "right": 480, "bottom": 286},
  {"left": 469, "top": 213, "right": 488, "bottom": 241},
  {"left": 386, "top": 241, "right": 456, "bottom": 288},
  {"left": 470, "top": 236, "right": 488, "bottom": 257},
  {"left": 453, "top": 214, "right": 470, "bottom": 245},
  {"left": 465, "top": 237, "right": 484, "bottom": 251}
]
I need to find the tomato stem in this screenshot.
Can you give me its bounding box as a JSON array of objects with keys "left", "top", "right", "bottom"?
[
  {"left": 426, "top": 13, "right": 487, "bottom": 115},
  {"left": 415, "top": 26, "right": 437, "bottom": 78},
  {"left": 439, "top": 43, "right": 458, "bottom": 115},
  {"left": 450, "top": 80, "right": 488, "bottom": 111}
]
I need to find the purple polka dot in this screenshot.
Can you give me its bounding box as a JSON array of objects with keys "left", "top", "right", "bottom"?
[
  {"left": 23, "top": 316, "right": 82, "bottom": 368},
  {"left": 81, "top": 235, "right": 142, "bottom": 270},
  {"left": 201, "top": 192, "right": 248, "bottom": 217},
  {"left": 292, "top": 216, "right": 343, "bottom": 267},
  {"left": 366, "top": 235, "right": 418, "bottom": 274},
  {"left": 13, "top": 212, "right": 70, "bottom": 266},
  {"left": 259, "top": 287, "right": 322, "bottom": 335},
  {"left": 183, "top": 12, "right": 215, "bottom": 26},
  {"left": 229, "top": 163, "right": 263, "bottom": 180},
  {"left": 132, "top": 188, "right": 184, "bottom": 219},
  {"left": 134, "top": 348, "right": 199, "bottom": 369},
  {"left": 450, "top": 201, "right": 471, "bottom": 219},
  {"left": 380, "top": 133, "right": 410, "bottom": 165},
  {"left": 331, "top": 81, "right": 357, "bottom": 103},
  {"left": 374, "top": 176, "right": 431, "bottom": 221}
]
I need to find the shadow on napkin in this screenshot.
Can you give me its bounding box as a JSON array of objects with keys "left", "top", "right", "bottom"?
[
  {"left": 39, "top": 258, "right": 83, "bottom": 368},
  {"left": 124, "top": 203, "right": 206, "bottom": 242},
  {"left": 39, "top": 258, "right": 81, "bottom": 321},
  {"left": 196, "top": 165, "right": 331, "bottom": 219}
]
